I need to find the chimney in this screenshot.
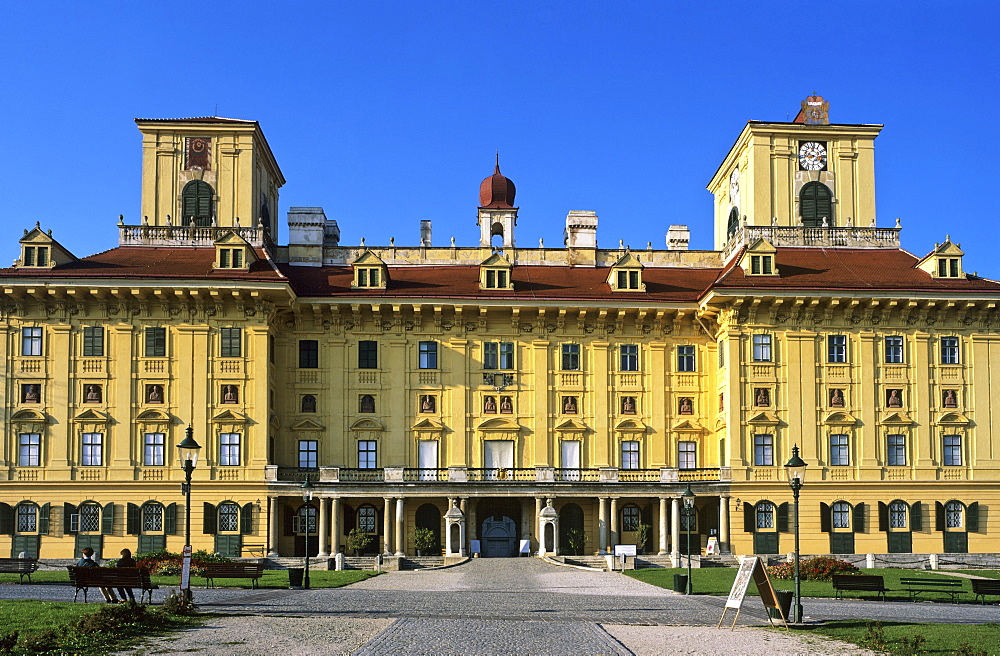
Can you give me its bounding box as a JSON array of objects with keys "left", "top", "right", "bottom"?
[
  {"left": 564, "top": 211, "right": 598, "bottom": 249},
  {"left": 420, "top": 220, "right": 432, "bottom": 247},
  {"left": 666, "top": 225, "right": 690, "bottom": 250},
  {"left": 287, "top": 207, "right": 331, "bottom": 267}
]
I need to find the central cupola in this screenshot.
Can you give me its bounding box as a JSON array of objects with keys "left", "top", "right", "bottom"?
[{"left": 477, "top": 156, "right": 518, "bottom": 248}]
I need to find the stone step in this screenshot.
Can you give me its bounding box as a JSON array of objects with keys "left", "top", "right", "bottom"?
[
  {"left": 561, "top": 556, "right": 609, "bottom": 570},
  {"left": 401, "top": 557, "right": 446, "bottom": 570}
]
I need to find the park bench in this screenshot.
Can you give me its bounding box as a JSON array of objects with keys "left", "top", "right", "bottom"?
[
  {"left": 0, "top": 558, "right": 39, "bottom": 584},
  {"left": 899, "top": 577, "right": 965, "bottom": 603},
  {"left": 971, "top": 578, "right": 1000, "bottom": 605},
  {"left": 831, "top": 574, "right": 889, "bottom": 601},
  {"left": 241, "top": 544, "right": 267, "bottom": 557},
  {"left": 67, "top": 567, "right": 157, "bottom": 603},
  {"left": 196, "top": 562, "right": 265, "bottom": 588}
]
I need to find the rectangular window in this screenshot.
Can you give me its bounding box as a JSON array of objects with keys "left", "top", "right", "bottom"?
[
  {"left": 561, "top": 344, "right": 580, "bottom": 371},
  {"left": 620, "top": 344, "right": 639, "bottom": 371},
  {"left": 358, "top": 340, "right": 378, "bottom": 369},
  {"left": 418, "top": 341, "right": 438, "bottom": 369},
  {"left": 298, "top": 340, "right": 318, "bottom": 368},
  {"left": 940, "top": 336, "right": 959, "bottom": 364},
  {"left": 886, "top": 434, "right": 906, "bottom": 466},
  {"left": 298, "top": 440, "right": 318, "bottom": 469},
  {"left": 358, "top": 440, "right": 377, "bottom": 469},
  {"left": 220, "top": 433, "right": 241, "bottom": 466},
  {"left": 678, "top": 441, "right": 697, "bottom": 470},
  {"left": 21, "top": 327, "right": 42, "bottom": 356},
  {"left": 752, "top": 334, "right": 772, "bottom": 362},
  {"left": 18, "top": 433, "right": 41, "bottom": 466},
  {"left": 82, "top": 327, "right": 104, "bottom": 357},
  {"left": 829, "top": 434, "right": 850, "bottom": 466},
  {"left": 621, "top": 440, "right": 640, "bottom": 470},
  {"left": 943, "top": 435, "right": 962, "bottom": 466},
  {"left": 144, "top": 327, "right": 166, "bottom": 357},
  {"left": 143, "top": 432, "right": 165, "bottom": 466},
  {"left": 753, "top": 434, "right": 773, "bottom": 466},
  {"left": 677, "top": 345, "right": 696, "bottom": 372},
  {"left": 884, "top": 336, "right": 904, "bottom": 364},
  {"left": 220, "top": 328, "right": 242, "bottom": 357},
  {"left": 484, "top": 342, "right": 515, "bottom": 369},
  {"left": 827, "top": 335, "right": 847, "bottom": 363},
  {"left": 81, "top": 432, "right": 103, "bottom": 466}
]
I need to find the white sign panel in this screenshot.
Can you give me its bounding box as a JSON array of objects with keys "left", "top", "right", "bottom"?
[
  {"left": 180, "top": 544, "right": 193, "bottom": 591},
  {"left": 614, "top": 544, "right": 637, "bottom": 557}
]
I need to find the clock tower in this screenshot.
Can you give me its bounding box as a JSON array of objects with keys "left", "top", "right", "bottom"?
[{"left": 706, "top": 96, "right": 883, "bottom": 251}]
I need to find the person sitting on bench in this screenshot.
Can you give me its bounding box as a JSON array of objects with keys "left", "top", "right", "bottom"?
[{"left": 76, "top": 547, "right": 118, "bottom": 603}]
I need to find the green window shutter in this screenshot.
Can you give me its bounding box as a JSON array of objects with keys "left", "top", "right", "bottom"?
[
  {"left": 102, "top": 503, "right": 115, "bottom": 535},
  {"left": 39, "top": 503, "right": 50, "bottom": 535},
  {"left": 743, "top": 502, "right": 755, "bottom": 533},
  {"left": 967, "top": 502, "right": 980, "bottom": 533},
  {"left": 910, "top": 502, "right": 923, "bottom": 532},
  {"left": 0, "top": 503, "right": 12, "bottom": 535},
  {"left": 138, "top": 534, "right": 166, "bottom": 554},
  {"left": 214, "top": 534, "right": 242, "bottom": 558},
  {"left": 799, "top": 182, "right": 833, "bottom": 227},
  {"left": 241, "top": 503, "right": 254, "bottom": 535},
  {"left": 127, "top": 503, "right": 140, "bottom": 535},
  {"left": 853, "top": 502, "right": 866, "bottom": 533},
  {"left": 64, "top": 503, "right": 77, "bottom": 534},
  {"left": 820, "top": 502, "right": 831, "bottom": 533},
  {"left": 165, "top": 503, "right": 177, "bottom": 535},
  {"left": 776, "top": 502, "right": 789, "bottom": 533},
  {"left": 203, "top": 502, "right": 217, "bottom": 535},
  {"left": 877, "top": 502, "right": 888, "bottom": 532},
  {"left": 935, "top": 501, "right": 946, "bottom": 532},
  {"left": 182, "top": 180, "right": 214, "bottom": 222}
]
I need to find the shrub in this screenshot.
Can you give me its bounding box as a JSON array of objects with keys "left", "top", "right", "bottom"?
[
  {"left": 162, "top": 589, "right": 198, "bottom": 616},
  {"left": 18, "top": 628, "right": 63, "bottom": 654},
  {"left": 346, "top": 529, "right": 374, "bottom": 555},
  {"left": 766, "top": 556, "right": 858, "bottom": 581}
]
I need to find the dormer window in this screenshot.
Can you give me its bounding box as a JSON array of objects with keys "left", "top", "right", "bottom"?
[
  {"left": 938, "top": 258, "right": 960, "bottom": 278},
  {"left": 356, "top": 267, "right": 381, "bottom": 287},
  {"left": 485, "top": 269, "right": 508, "bottom": 289},
  {"left": 740, "top": 238, "right": 779, "bottom": 276},
  {"left": 351, "top": 250, "right": 388, "bottom": 289},
  {"left": 22, "top": 246, "right": 49, "bottom": 267},
  {"left": 218, "top": 248, "right": 244, "bottom": 268},
  {"left": 750, "top": 254, "right": 774, "bottom": 275},
  {"left": 16, "top": 223, "right": 75, "bottom": 269},
  {"left": 213, "top": 231, "right": 256, "bottom": 271},
  {"left": 916, "top": 238, "right": 964, "bottom": 279},
  {"left": 608, "top": 252, "right": 645, "bottom": 292},
  {"left": 479, "top": 252, "right": 513, "bottom": 291}
]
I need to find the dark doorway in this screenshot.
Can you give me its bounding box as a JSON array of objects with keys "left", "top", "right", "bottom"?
[
  {"left": 415, "top": 503, "right": 442, "bottom": 555},
  {"left": 559, "top": 503, "right": 585, "bottom": 555},
  {"left": 481, "top": 516, "right": 517, "bottom": 557}
]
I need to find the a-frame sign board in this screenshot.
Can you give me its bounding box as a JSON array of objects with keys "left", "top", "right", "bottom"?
[{"left": 717, "top": 556, "right": 788, "bottom": 630}]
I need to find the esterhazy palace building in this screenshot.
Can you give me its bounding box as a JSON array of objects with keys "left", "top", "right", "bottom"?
[{"left": 2, "top": 97, "right": 998, "bottom": 563}]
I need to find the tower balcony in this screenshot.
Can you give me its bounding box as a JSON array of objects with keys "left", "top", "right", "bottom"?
[
  {"left": 118, "top": 222, "right": 272, "bottom": 249},
  {"left": 722, "top": 222, "right": 901, "bottom": 261}
]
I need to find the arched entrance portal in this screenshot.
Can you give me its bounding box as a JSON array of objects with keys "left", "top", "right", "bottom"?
[{"left": 481, "top": 516, "right": 517, "bottom": 557}]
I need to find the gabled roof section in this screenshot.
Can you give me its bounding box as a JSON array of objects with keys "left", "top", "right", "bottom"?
[
  {"left": 352, "top": 250, "right": 386, "bottom": 266},
  {"left": 73, "top": 409, "right": 110, "bottom": 423},
  {"left": 16, "top": 224, "right": 77, "bottom": 269},
  {"left": 611, "top": 251, "right": 644, "bottom": 269},
  {"left": 480, "top": 252, "right": 512, "bottom": 267},
  {"left": 916, "top": 237, "right": 965, "bottom": 279}
]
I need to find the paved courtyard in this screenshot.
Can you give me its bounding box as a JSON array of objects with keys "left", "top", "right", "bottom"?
[{"left": 2, "top": 558, "right": 996, "bottom": 654}]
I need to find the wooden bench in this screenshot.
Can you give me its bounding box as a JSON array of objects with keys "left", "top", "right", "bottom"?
[
  {"left": 67, "top": 567, "right": 158, "bottom": 603},
  {"left": 241, "top": 544, "right": 267, "bottom": 557},
  {"left": 0, "top": 558, "right": 39, "bottom": 584},
  {"left": 832, "top": 574, "right": 889, "bottom": 601},
  {"left": 196, "top": 562, "right": 265, "bottom": 588},
  {"left": 899, "top": 577, "right": 965, "bottom": 603},
  {"left": 971, "top": 578, "right": 1000, "bottom": 605}
]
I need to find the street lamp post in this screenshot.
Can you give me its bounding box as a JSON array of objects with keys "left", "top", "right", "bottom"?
[
  {"left": 681, "top": 483, "right": 695, "bottom": 595},
  {"left": 176, "top": 427, "right": 201, "bottom": 602},
  {"left": 301, "top": 479, "right": 314, "bottom": 590},
  {"left": 784, "top": 444, "right": 808, "bottom": 624}
]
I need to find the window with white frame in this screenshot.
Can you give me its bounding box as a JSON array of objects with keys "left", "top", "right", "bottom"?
[
  {"left": 79, "top": 502, "right": 100, "bottom": 532},
  {"left": 622, "top": 505, "right": 640, "bottom": 531},
  {"left": 484, "top": 341, "right": 515, "bottom": 370},
  {"left": 142, "top": 503, "right": 163, "bottom": 532},
  {"left": 945, "top": 500, "right": 963, "bottom": 528},
  {"left": 298, "top": 440, "right": 318, "bottom": 469},
  {"left": 18, "top": 433, "right": 40, "bottom": 466},
  {"left": 886, "top": 434, "right": 906, "bottom": 466},
  {"left": 17, "top": 503, "right": 37, "bottom": 532},
  {"left": 829, "top": 434, "right": 849, "bottom": 466},
  {"left": 82, "top": 327, "right": 104, "bottom": 357},
  {"left": 418, "top": 341, "right": 438, "bottom": 369},
  {"left": 940, "top": 336, "right": 960, "bottom": 364},
  {"left": 294, "top": 505, "right": 318, "bottom": 533},
  {"left": 677, "top": 345, "right": 696, "bottom": 372},
  {"left": 21, "top": 327, "right": 42, "bottom": 356},
  {"left": 678, "top": 441, "right": 697, "bottom": 470},
  {"left": 756, "top": 501, "right": 774, "bottom": 528},
  {"left": 561, "top": 344, "right": 581, "bottom": 370},
  {"left": 358, "top": 505, "right": 377, "bottom": 533},
  {"left": 220, "top": 433, "right": 241, "bottom": 466},
  {"left": 621, "top": 441, "right": 640, "bottom": 470},
  {"left": 884, "top": 336, "right": 904, "bottom": 364},
  {"left": 753, "top": 434, "right": 773, "bottom": 466},
  {"left": 144, "top": 327, "right": 166, "bottom": 357},
  {"left": 943, "top": 435, "right": 962, "bottom": 466},
  {"left": 752, "top": 334, "right": 772, "bottom": 362},
  {"left": 827, "top": 335, "right": 847, "bottom": 363},
  {"left": 358, "top": 440, "right": 377, "bottom": 469},
  {"left": 81, "top": 432, "right": 103, "bottom": 466},
  {"left": 143, "top": 432, "right": 165, "bottom": 466},
  {"left": 220, "top": 328, "right": 242, "bottom": 357},
  {"left": 832, "top": 501, "right": 851, "bottom": 528},
  {"left": 218, "top": 501, "right": 240, "bottom": 532},
  {"left": 889, "top": 500, "right": 907, "bottom": 528},
  {"left": 619, "top": 344, "right": 639, "bottom": 372}
]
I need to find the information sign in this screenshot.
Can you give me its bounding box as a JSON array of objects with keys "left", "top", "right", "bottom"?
[
  {"left": 706, "top": 537, "right": 718, "bottom": 555},
  {"left": 613, "top": 544, "right": 637, "bottom": 557},
  {"left": 180, "top": 544, "right": 193, "bottom": 592},
  {"left": 717, "top": 556, "right": 786, "bottom": 630},
  {"left": 470, "top": 540, "right": 481, "bottom": 554}
]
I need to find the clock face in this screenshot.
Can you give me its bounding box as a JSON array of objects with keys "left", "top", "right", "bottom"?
[{"left": 799, "top": 142, "right": 827, "bottom": 171}]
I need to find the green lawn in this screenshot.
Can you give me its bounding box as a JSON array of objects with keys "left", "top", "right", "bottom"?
[
  {"left": 627, "top": 567, "right": 982, "bottom": 602},
  {"left": 0, "top": 599, "right": 98, "bottom": 634},
  {"left": 0, "top": 569, "right": 381, "bottom": 589},
  {"left": 798, "top": 620, "right": 1000, "bottom": 655}
]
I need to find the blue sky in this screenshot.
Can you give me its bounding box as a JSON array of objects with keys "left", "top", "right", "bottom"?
[{"left": 2, "top": 2, "right": 998, "bottom": 274}]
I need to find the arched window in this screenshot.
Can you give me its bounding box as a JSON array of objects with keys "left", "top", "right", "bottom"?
[
  {"left": 79, "top": 502, "right": 101, "bottom": 533},
  {"left": 799, "top": 182, "right": 833, "bottom": 227},
  {"left": 831, "top": 501, "right": 851, "bottom": 529},
  {"left": 358, "top": 505, "right": 377, "bottom": 534},
  {"left": 260, "top": 195, "right": 271, "bottom": 232},
  {"left": 218, "top": 501, "right": 240, "bottom": 532},
  {"left": 16, "top": 502, "right": 37, "bottom": 533},
  {"left": 301, "top": 395, "right": 316, "bottom": 413},
  {"left": 294, "top": 504, "right": 317, "bottom": 534},
  {"left": 181, "top": 180, "right": 215, "bottom": 227},
  {"left": 621, "top": 505, "right": 640, "bottom": 532},
  {"left": 142, "top": 502, "right": 163, "bottom": 533},
  {"left": 889, "top": 500, "right": 907, "bottom": 528},
  {"left": 755, "top": 501, "right": 774, "bottom": 529},
  {"left": 945, "top": 500, "right": 963, "bottom": 528},
  {"left": 727, "top": 207, "right": 740, "bottom": 239}
]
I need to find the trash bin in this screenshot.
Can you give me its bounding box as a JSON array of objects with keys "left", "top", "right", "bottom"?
[
  {"left": 768, "top": 590, "right": 794, "bottom": 620},
  {"left": 288, "top": 568, "right": 304, "bottom": 588},
  {"left": 673, "top": 574, "right": 688, "bottom": 593}
]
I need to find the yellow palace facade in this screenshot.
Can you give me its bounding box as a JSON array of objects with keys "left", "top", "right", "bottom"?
[{"left": 2, "top": 98, "right": 998, "bottom": 563}]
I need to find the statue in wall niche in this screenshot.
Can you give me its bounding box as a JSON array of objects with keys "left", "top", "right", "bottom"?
[
  {"left": 886, "top": 389, "right": 902, "bottom": 408},
  {"left": 678, "top": 397, "right": 693, "bottom": 415},
  {"left": 499, "top": 396, "right": 513, "bottom": 414},
  {"left": 830, "top": 388, "right": 845, "bottom": 407},
  {"left": 85, "top": 385, "right": 102, "bottom": 403},
  {"left": 420, "top": 395, "right": 436, "bottom": 413},
  {"left": 22, "top": 384, "right": 40, "bottom": 403},
  {"left": 755, "top": 388, "right": 770, "bottom": 407},
  {"left": 562, "top": 396, "right": 578, "bottom": 414},
  {"left": 301, "top": 395, "right": 316, "bottom": 413},
  {"left": 146, "top": 384, "right": 163, "bottom": 404},
  {"left": 622, "top": 396, "right": 636, "bottom": 415},
  {"left": 483, "top": 396, "right": 497, "bottom": 413},
  {"left": 943, "top": 389, "right": 958, "bottom": 408},
  {"left": 359, "top": 394, "right": 376, "bottom": 413},
  {"left": 222, "top": 385, "right": 238, "bottom": 403}
]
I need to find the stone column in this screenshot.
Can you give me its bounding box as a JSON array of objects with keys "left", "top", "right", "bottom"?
[
  {"left": 267, "top": 497, "right": 280, "bottom": 556},
  {"left": 719, "top": 495, "right": 731, "bottom": 554},
  {"left": 599, "top": 497, "right": 609, "bottom": 554},
  {"left": 383, "top": 497, "right": 393, "bottom": 554},
  {"left": 467, "top": 498, "right": 478, "bottom": 543},
  {"left": 610, "top": 498, "right": 620, "bottom": 548},
  {"left": 331, "top": 497, "right": 342, "bottom": 554},
  {"left": 395, "top": 498, "right": 405, "bottom": 556},
  {"left": 658, "top": 497, "right": 669, "bottom": 555},
  {"left": 671, "top": 497, "right": 681, "bottom": 555},
  {"left": 318, "top": 497, "right": 330, "bottom": 557},
  {"left": 535, "top": 497, "right": 544, "bottom": 556}
]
